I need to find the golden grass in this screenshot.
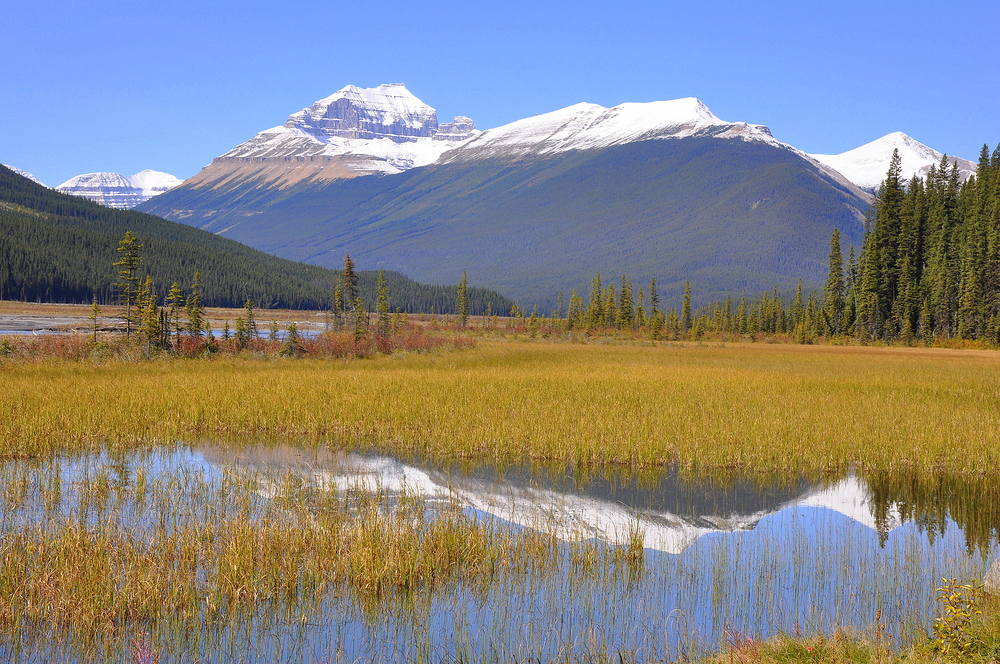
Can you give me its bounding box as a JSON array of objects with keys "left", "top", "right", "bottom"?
[
  {"left": 2, "top": 341, "right": 999, "bottom": 475},
  {"left": 0, "top": 461, "right": 567, "bottom": 649}
]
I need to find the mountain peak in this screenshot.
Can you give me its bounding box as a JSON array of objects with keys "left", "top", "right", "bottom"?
[
  {"left": 809, "top": 133, "right": 977, "bottom": 191},
  {"left": 285, "top": 83, "right": 441, "bottom": 144},
  {"left": 55, "top": 170, "right": 182, "bottom": 209}
]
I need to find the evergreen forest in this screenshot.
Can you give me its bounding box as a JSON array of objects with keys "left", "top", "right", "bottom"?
[{"left": 0, "top": 166, "right": 512, "bottom": 314}]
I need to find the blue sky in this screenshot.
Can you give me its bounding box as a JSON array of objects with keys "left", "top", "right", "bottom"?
[{"left": 3, "top": 0, "right": 998, "bottom": 186}]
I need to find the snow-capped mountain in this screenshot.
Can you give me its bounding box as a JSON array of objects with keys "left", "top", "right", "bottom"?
[
  {"left": 810, "top": 132, "right": 977, "bottom": 192},
  {"left": 442, "top": 97, "right": 778, "bottom": 162},
  {"left": 56, "top": 170, "right": 182, "bottom": 209},
  {"left": 142, "top": 84, "right": 871, "bottom": 306},
  {"left": 207, "top": 83, "right": 478, "bottom": 184},
  {"left": 2, "top": 164, "right": 45, "bottom": 186}
]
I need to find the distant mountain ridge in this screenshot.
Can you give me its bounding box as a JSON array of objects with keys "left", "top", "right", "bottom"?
[
  {"left": 56, "top": 170, "right": 183, "bottom": 209},
  {"left": 2, "top": 165, "right": 44, "bottom": 186}
]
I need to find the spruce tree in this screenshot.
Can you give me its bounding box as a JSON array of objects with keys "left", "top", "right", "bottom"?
[
  {"left": 186, "top": 271, "right": 204, "bottom": 338},
  {"left": 648, "top": 278, "right": 659, "bottom": 317},
  {"left": 586, "top": 275, "right": 603, "bottom": 330},
  {"left": 456, "top": 271, "right": 469, "bottom": 327},
  {"left": 166, "top": 282, "right": 185, "bottom": 347},
  {"left": 113, "top": 231, "right": 143, "bottom": 338},
  {"left": 681, "top": 281, "right": 692, "bottom": 334},
  {"left": 376, "top": 269, "right": 391, "bottom": 336},
  {"left": 342, "top": 254, "right": 358, "bottom": 309},
  {"left": 821, "top": 230, "right": 845, "bottom": 335}
]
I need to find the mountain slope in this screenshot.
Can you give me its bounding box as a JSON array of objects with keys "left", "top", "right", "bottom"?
[
  {"left": 144, "top": 136, "right": 869, "bottom": 305},
  {"left": 0, "top": 165, "right": 512, "bottom": 313},
  {"left": 810, "top": 132, "right": 977, "bottom": 192}
]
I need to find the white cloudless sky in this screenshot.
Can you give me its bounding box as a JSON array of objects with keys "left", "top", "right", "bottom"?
[{"left": 2, "top": 0, "right": 997, "bottom": 186}]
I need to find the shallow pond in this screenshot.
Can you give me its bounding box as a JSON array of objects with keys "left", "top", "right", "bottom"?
[{"left": 0, "top": 445, "right": 996, "bottom": 663}]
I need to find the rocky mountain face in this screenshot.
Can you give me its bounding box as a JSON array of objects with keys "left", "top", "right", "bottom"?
[
  {"left": 185, "top": 84, "right": 478, "bottom": 191},
  {"left": 55, "top": 170, "right": 182, "bottom": 209},
  {"left": 810, "top": 132, "right": 977, "bottom": 192}
]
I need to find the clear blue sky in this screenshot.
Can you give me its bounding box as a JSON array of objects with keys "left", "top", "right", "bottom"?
[{"left": 3, "top": 0, "right": 997, "bottom": 187}]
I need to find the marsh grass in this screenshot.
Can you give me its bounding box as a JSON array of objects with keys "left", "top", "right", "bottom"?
[
  {"left": 2, "top": 341, "right": 999, "bottom": 476},
  {"left": 0, "top": 456, "right": 575, "bottom": 660}
]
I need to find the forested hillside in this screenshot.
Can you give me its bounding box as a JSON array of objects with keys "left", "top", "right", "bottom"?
[
  {"left": 0, "top": 166, "right": 512, "bottom": 313},
  {"left": 142, "top": 138, "right": 870, "bottom": 305}
]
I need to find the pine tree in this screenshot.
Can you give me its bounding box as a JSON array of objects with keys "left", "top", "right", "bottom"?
[
  {"left": 113, "top": 231, "right": 143, "bottom": 338},
  {"left": 376, "top": 269, "right": 391, "bottom": 336},
  {"left": 342, "top": 254, "right": 358, "bottom": 309},
  {"left": 89, "top": 297, "right": 100, "bottom": 343},
  {"left": 681, "top": 281, "right": 692, "bottom": 334},
  {"left": 166, "top": 282, "right": 185, "bottom": 348},
  {"left": 648, "top": 278, "right": 659, "bottom": 318},
  {"left": 186, "top": 271, "right": 204, "bottom": 338},
  {"left": 352, "top": 296, "right": 368, "bottom": 341},
  {"left": 821, "top": 230, "right": 845, "bottom": 335},
  {"left": 333, "top": 284, "right": 345, "bottom": 330},
  {"left": 586, "top": 275, "right": 604, "bottom": 330},
  {"left": 137, "top": 275, "right": 161, "bottom": 349},
  {"left": 602, "top": 284, "right": 617, "bottom": 329},
  {"left": 243, "top": 298, "right": 258, "bottom": 339},
  {"left": 616, "top": 275, "right": 634, "bottom": 329},
  {"left": 456, "top": 271, "right": 469, "bottom": 327},
  {"left": 636, "top": 287, "right": 646, "bottom": 329}
]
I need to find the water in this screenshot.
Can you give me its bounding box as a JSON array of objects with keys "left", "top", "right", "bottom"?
[{"left": 1, "top": 445, "right": 995, "bottom": 663}]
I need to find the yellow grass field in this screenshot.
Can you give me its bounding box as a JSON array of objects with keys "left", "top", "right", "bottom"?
[{"left": 3, "top": 340, "right": 998, "bottom": 476}]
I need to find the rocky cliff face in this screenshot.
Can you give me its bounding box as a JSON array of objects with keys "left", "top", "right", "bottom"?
[
  {"left": 286, "top": 83, "right": 439, "bottom": 143},
  {"left": 209, "top": 84, "right": 478, "bottom": 187},
  {"left": 56, "top": 170, "right": 182, "bottom": 209}
]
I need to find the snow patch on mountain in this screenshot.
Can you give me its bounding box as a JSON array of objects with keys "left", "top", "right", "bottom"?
[
  {"left": 129, "top": 169, "right": 183, "bottom": 199},
  {"left": 2, "top": 165, "right": 45, "bottom": 186},
  {"left": 56, "top": 170, "right": 183, "bottom": 209},
  {"left": 810, "top": 132, "right": 977, "bottom": 192},
  {"left": 441, "top": 97, "right": 780, "bottom": 162},
  {"left": 219, "top": 84, "right": 478, "bottom": 175}
]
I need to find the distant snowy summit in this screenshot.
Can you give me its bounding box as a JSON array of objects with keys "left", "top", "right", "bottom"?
[
  {"left": 56, "top": 170, "right": 183, "bottom": 209},
  {"left": 810, "top": 132, "right": 977, "bottom": 192},
  {"left": 2, "top": 164, "right": 45, "bottom": 186}
]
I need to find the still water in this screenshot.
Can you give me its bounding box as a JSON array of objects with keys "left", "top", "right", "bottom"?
[{"left": 1, "top": 445, "right": 995, "bottom": 663}]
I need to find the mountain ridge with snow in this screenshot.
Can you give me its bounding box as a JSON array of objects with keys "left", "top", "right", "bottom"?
[
  {"left": 56, "top": 170, "right": 183, "bottom": 209},
  {"left": 2, "top": 164, "right": 45, "bottom": 187}
]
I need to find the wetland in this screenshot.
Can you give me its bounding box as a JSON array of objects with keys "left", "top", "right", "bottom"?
[{"left": 1, "top": 337, "right": 999, "bottom": 662}]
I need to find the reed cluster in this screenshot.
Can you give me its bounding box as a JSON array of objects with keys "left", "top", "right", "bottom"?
[{"left": 0, "top": 457, "right": 576, "bottom": 657}]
